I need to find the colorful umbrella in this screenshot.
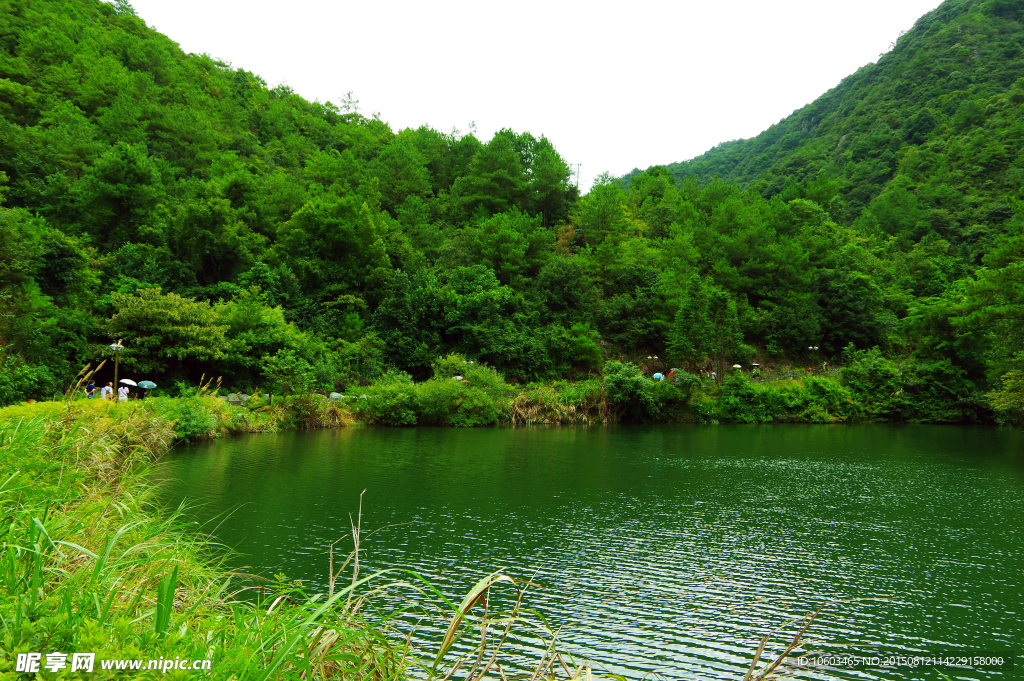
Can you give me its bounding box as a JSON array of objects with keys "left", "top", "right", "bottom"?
[{"left": 138, "top": 380, "right": 157, "bottom": 389}]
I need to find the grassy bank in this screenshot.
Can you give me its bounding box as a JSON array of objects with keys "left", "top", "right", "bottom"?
[
  {"left": 0, "top": 400, "right": 409, "bottom": 680},
  {"left": 1, "top": 392, "right": 623, "bottom": 680},
  {"left": 0, "top": 388, "right": 350, "bottom": 444}
]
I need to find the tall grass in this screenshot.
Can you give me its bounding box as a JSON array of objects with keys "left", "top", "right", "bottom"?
[
  {"left": 0, "top": 396, "right": 600, "bottom": 680},
  {"left": 507, "top": 380, "right": 607, "bottom": 425}
]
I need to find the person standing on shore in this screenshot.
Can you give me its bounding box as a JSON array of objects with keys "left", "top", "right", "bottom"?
[
  {"left": 101, "top": 382, "right": 113, "bottom": 400},
  {"left": 85, "top": 381, "right": 95, "bottom": 399},
  {"left": 117, "top": 384, "right": 129, "bottom": 402}
]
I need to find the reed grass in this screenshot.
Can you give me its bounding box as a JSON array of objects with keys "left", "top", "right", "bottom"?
[
  {"left": 0, "top": 375, "right": 601, "bottom": 680},
  {"left": 0, "top": 412, "right": 599, "bottom": 680},
  {"left": 506, "top": 381, "right": 608, "bottom": 426}
]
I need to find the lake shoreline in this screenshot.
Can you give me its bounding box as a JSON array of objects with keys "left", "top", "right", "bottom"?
[
  {"left": 3, "top": 394, "right": 1017, "bottom": 680},
  {"left": 0, "top": 372, "right": 997, "bottom": 449}
]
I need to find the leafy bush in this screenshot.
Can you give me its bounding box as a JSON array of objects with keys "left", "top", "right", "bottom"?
[
  {"left": 0, "top": 351, "right": 60, "bottom": 406},
  {"left": 989, "top": 370, "right": 1024, "bottom": 428},
  {"left": 263, "top": 349, "right": 316, "bottom": 395},
  {"left": 430, "top": 354, "right": 508, "bottom": 397},
  {"left": 352, "top": 356, "right": 509, "bottom": 427},
  {"left": 840, "top": 345, "right": 908, "bottom": 420},
  {"left": 351, "top": 371, "right": 420, "bottom": 426},
  {"left": 420, "top": 355, "right": 507, "bottom": 426},
  {"left": 544, "top": 323, "right": 603, "bottom": 376},
  {"left": 150, "top": 397, "right": 221, "bottom": 440},
  {"left": 716, "top": 374, "right": 854, "bottom": 423},
  {"left": 417, "top": 379, "right": 502, "bottom": 427},
  {"left": 602, "top": 361, "right": 658, "bottom": 422},
  {"left": 717, "top": 376, "right": 773, "bottom": 423},
  {"left": 839, "top": 345, "right": 987, "bottom": 423}
]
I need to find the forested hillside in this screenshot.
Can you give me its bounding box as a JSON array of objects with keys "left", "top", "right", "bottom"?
[{"left": 0, "top": 0, "right": 1021, "bottom": 426}]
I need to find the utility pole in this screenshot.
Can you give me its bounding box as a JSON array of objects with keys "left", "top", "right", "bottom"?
[{"left": 110, "top": 340, "right": 124, "bottom": 394}]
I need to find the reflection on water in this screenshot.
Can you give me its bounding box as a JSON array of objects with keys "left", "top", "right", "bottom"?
[{"left": 153, "top": 425, "right": 1024, "bottom": 679}]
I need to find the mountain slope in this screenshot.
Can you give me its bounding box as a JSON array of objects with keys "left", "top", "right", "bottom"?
[{"left": 665, "top": 0, "right": 1024, "bottom": 239}]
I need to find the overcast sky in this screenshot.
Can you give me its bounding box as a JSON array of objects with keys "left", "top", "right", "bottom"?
[{"left": 128, "top": 0, "right": 942, "bottom": 191}]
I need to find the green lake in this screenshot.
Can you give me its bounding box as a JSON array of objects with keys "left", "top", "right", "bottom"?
[{"left": 153, "top": 425, "right": 1024, "bottom": 679}]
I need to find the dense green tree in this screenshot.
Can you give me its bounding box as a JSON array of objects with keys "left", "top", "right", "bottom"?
[
  {"left": 275, "top": 194, "right": 394, "bottom": 312},
  {"left": 439, "top": 210, "right": 551, "bottom": 286},
  {"left": 370, "top": 136, "right": 431, "bottom": 212},
  {"left": 71, "top": 142, "right": 165, "bottom": 248},
  {"left": 451, "top": 135, "right": 529, "bottom": 219},
  {"left": 106, "top": 288, "right": 229, "bottom": 377},
  {"left": 667, "top": 276, "right": 712, "bottom": 370},
  {"left": 576, "top": 174, "right": 626, "bottom": 245},
  {"left": 527, "top": 137, "right": 574, "bottom": 226}
]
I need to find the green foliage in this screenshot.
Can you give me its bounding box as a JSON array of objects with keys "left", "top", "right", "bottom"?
[
  {"left": 0, "top": 348, "right": 60, "bottom": 404},
  {"left": 667, "top": 276, "right": 742, "bottom": 375},
  {"left": 152, "top": 396, "right": 221, "bottom": 440},
  {"left": 716, "top": 375, "right": 855, "bottom": 423},
  {"left": 107, "top": 288, "right": 228, "bottom": 377},
  {"left": 544, "top": 323, "right": 603, "bottom": 376},
  {"left": 602, "top": 361, "right": 658, "bottom": 422},
  {"left": 0, "top": 0, "right": 1019, "bottom": 427},
  {"left": 416, "top": 379, "right": 503, "bottom": 427},
  {"left": 840, "top": 344, "right": 988, "bottom": 422},
  {"left": 350, "top": 355, "right": 509, "bottom": 427},
  {"left": 262, "top": 349, "right": 315, "bottom": 395},
  {"left": 354, "top": 371, "right": 420, "bottom": 426},
  {"left": 0, "top": 409, "right": 406, "bottom": 680},
  {"left": 988, "top": 370, "right": 1024, "bottom": 427}
]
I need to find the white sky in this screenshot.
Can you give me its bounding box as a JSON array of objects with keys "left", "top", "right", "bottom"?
[{"left": 128, "top": 0, "right": 943, "bottom": 191}]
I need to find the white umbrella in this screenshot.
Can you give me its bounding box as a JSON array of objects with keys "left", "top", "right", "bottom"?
[
  {"left": 732, "top": 364, "right": 742, "bottom": 368},
  {"left": 119, "top": 379, "right": 138, "bottom": 386}
]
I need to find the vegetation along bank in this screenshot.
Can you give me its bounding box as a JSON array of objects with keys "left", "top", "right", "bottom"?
[
  {"left": 0, "top": 0, "right": 1022, "bottom": 429},
  {"left": 0, "top": 388, "right": 617, "bottom": 679}
]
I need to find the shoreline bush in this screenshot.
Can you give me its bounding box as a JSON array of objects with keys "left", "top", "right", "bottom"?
[{"left": 0, "top": 351, "right": 996, "bottom": 434}]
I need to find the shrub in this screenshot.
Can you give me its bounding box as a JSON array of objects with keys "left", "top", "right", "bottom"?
[
  {"left": 506, "top": 379, "right": 606, "bottom": 425},
  {"left": 351, "top": 371, "right": 419, "bottom": 426},
  {"left": 347, "top": 355, "right": 511, "bottom": 427},
  {"left": 431, "top": 354, "right": 508, "bottom": 397},
  {"left": 989, "top": 370, "right": 1024, "bottom": 428},
  {"left": 150, "top": 396, "right": 221, "bottom": 440},
  {"left": 602, "top": 361, "right": 658, "bottom": 422},
  {"left": 839, "top": 345, "right": 987, "bottom": 423},
  {"left": 0, "top": 351, "right": 60, "bottom": 406},
  {"left": 417, "top": 379, "right": 502, "bottom": 427},
  {"left": 717, "top": 374, "right": 854, "bottom": 423},
  {"left": 647, "top": 379, "right": 693, "bottom": 421},
  {"left": 417, "top": 355, "right": 507, "bottom": 426},
  {"left": 840, "top": 345, "right": 909, "bottom": 420},
  {"left": 717, "top": 375, "right": 773, "bottom": 423}
]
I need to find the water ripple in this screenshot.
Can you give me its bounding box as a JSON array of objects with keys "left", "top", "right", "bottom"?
[{"left": 152, "top": 424, "right": 1024, "bottom": 680}]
